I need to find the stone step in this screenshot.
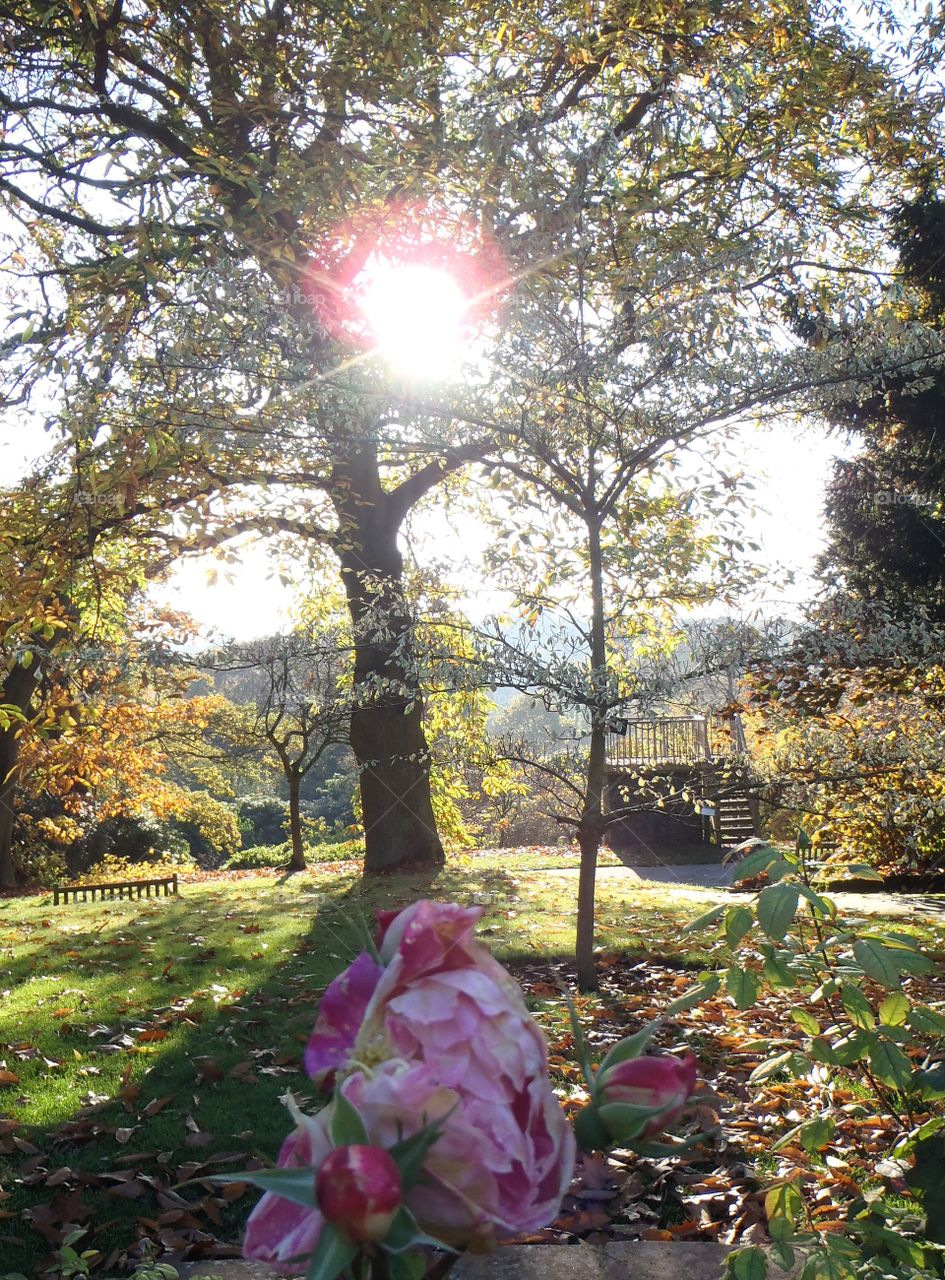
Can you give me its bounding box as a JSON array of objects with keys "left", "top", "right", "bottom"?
[{"left": 176, "top": 1242, "right": 793, "bottom": 1280}]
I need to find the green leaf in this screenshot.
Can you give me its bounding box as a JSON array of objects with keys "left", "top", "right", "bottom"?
[
  {"left": 840, "top": 983, "right": 876, "bottom": 1030},
  {"left": 797, "top": 884, "right": 835, "bottom": 917},
  {"left": 731, "top": 844, "right": 782, "bottom": 882},
  {"left": 726, "top": 967, "right": 760, "bottom": 1010},
  {"left": 725, "top": 905, "right": 755, "bottom": 946},
  {"left": 728, "top": 1245, "right": 767, "bottom": 1280},
  {"left": 598, "top": 1100, "right": 666, "bottom": 1130},
  {"left": 868, "top": 1038, "right": 914, "bottom": 1091},
  {"left": 894, "top": 948, "right": 935, "bottom": 976},
  {"left": 330, "top": 1091, "right": 368, "bottom": 1146},
  {"left": 211, "top": 1166, "right": 316, "bottom": 1209},
  {"left": 666, "top": 974, "right": 720, "bottom": 1014},
  {"left": 305, "top": 1223, "right": 357, "bottom": 1280},
  {"left": 765, "top": 1181, "right": 804, "bottom": 1225},
  {"left": 763, "top": 952, "right": 798, "bottom": 988},
  {"left": 913, "top": 1064, "right": 945, "bottom": 1100},
  {"left": 684, "top": 904, "right": 727, "bottom": 934},
  {"left": 853, "top": 938, "right": 901, "bottom": 986},
  {"left": 598, "top": 1023, "right": 660, "bottom": 1075},
  {"left": 790, "top": 1008, "right": 820, "bottom": 1036},
  {"left": 843, "top": 863, "right": 885, "bottom": 881},
  {"left": 757, "top": 883, "right": 800, "bottom": 941},
  {"left": 812, "top": 1030, "right": 871, "bottom": 1066},
  {"left": 770, "top": 1241, "right": 795, "bottom": 1272},
  {"left": 388, "top": 1114, "right": 449, "bottom": 1191},
  {"left": 382, "top": 1206, "right": 453, "bottom": 1255},
  {"left": 799, "top": 1115, "right": 835, "bottom": 1154},
  {"left": 908, "top": 1005, "right": 945, "bottom": 1035},
  {"left": 905, "top": 1134, "right": 945, "bottom": 1245},
  {"left": 878, "top": 991, "right": 910, "bottom": 1026},
  {"left": 751, "top": 1050, "right": 811, "bottom": 1083},
  {"left": 387, "top": 1253, "right": 428, "bottom": 1280}
]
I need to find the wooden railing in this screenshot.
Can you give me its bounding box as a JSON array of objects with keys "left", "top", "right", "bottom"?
[
  {"left": 54, "top": 874, "right": 179, "bottom": 906},
  {"left": 606, "top": 714, "right": 746, "bottom": 768}
]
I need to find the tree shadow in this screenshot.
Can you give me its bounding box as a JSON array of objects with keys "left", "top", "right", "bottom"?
[{"left": 0, "top": 882, "right": 374, "bottom": 1275}]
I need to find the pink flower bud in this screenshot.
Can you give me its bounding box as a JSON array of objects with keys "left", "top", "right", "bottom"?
[
  {"left": 314, "top": 1144, "right": 402, "bottom": 1243},
  {"left": 598, "top": 1053, "right": 698, "bottom": 1139}
]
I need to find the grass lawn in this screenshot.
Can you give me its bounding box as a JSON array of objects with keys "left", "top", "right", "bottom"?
[{"left": 1, "top": 849, "right": 943, "bottom": 1275}]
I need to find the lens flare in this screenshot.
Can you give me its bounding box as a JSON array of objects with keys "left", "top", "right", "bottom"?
[{"left": 359, "top": 260, "right": 470, "bottom": 380}]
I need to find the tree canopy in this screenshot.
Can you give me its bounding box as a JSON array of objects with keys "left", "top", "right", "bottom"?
[{"left": 1, "top": 0, "right": 943, "bottom": 874}]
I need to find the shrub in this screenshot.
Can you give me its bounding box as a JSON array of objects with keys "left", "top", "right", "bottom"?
[
  {"left": 225, "top": 838, "right": 365, "bottom": 869},
  {"left": 65, "top": 812, "right": 189, "bottom": 876},
  {"left": 68, "top": 851, "right": 194, "bottom": 885},
  {"left": 681, "top": 832, "right": 945, "bottom": 1280},
  {"left": 167, "top": 790, "right": 240, "bottom": 867}
]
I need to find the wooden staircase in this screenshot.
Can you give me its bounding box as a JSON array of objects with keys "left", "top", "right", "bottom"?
[
  {"left": 604, "top": 713, "right": 758, "bottom": 852},
  {"left": 715, "top": 789, "right": 756, "bottom": 847}
]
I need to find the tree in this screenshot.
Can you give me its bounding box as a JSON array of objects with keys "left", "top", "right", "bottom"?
[
  {"left": 818, "top": 191, "right": 945, "bottom": 617},
  {"left": 479, "top": 259, "right": 768, "bottom": 987},
  {"left": 1, "top": 0, "right": 937, "bottom": 874},
  {"left": 206, "top": 621, "right": 351, "bottom": 872}
]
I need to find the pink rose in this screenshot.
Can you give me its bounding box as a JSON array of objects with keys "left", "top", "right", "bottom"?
[
  {"left": 344, "top": 1058, "right": 570, "bottom": 1246},
  {"left": 298, "top": 901, "right": 576, "bottom": 1248},
  {"left": 304, "top": 950, "right": 383, "bottom": 1084}
]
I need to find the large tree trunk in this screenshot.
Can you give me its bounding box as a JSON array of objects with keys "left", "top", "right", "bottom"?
[
  {"left": 0, "top": 662, "right": 39, "bottom": 890},
  {"left": 286, "top": 771, "right": 307, "bottom": 872},
  {"left": 332, "top": 449, "right": 444, "bottom": 874},
  {"left": 575, "top": 515, "right": 607, "bottom": 992}
]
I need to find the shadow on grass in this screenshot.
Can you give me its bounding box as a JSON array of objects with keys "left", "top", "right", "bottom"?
[{"left": 0, "top": 883, "right": 374, "bottom": 1276}]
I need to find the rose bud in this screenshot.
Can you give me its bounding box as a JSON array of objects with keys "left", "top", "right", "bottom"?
[
  {"left": 575, "top": 1052, "right": 698, "bottom": 1150},
  {"left": 315, "top": 1144, "right": 403, "bottom": 1243},
  {"left": 600, "top": 1053, "right": 697, "bottom": 1138}
]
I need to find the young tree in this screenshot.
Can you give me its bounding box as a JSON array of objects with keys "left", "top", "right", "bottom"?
[
  {"left": 206, "top": 622, "right": 351, "bottom": 872},
  {"left": 1, "top": 0, "right": 937, "bottom": 874}
]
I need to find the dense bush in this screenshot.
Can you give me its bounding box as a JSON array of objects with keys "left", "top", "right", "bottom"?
[
  {"left": 749, "top": 665, "right": 945, "bottom": 876},
  {"left": 166, "top": 790, "right": 241, "bottom": 867},
  {"left": 225, "top": 837, "right": 365, "bottom": 869},
  {"left": 65, "top": 813, "right": 189, "bottom": 876},
  {"left": 67, "top": 851, "right": 195, "bottom": 885}
]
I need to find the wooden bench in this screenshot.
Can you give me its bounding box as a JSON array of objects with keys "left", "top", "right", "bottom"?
[{"left": 53, "top": 874, "right": 179, "bottom": 906}]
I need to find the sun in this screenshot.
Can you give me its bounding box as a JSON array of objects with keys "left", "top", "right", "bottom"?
[{"left": 358, "top": 259, "right": 471, "bottom": 381}]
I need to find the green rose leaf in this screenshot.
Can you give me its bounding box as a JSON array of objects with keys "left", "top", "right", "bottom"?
[
  {"left": 728, "top": 1245, "right": 767, "bottom": 1280},
  {"left": 666, "top": 974, "right": 721, "bottom": 1014},
  {"left": 853, "top": 939, "right": 901, "bottom": 987},
  {"left": 305, "top": 1223, "right": 358, "bottom": 1280},
  {"left": 840, "top": 983, "right": 876, "bottom": 1030},
  {"left": 730, "top": 844, "right": 782, "bottom": 882},
  {"left": 725, "top": 905, "right": 755, "bottom": 946},
  {"left": 684, "top": 904, "right": 727, "bottom": 934},
  {"left": 726, "top": 966, "right": 760, "bottom": 1010},
  {"left": 211, "top": 1166, "right": 316, "bottom": 1209},
  {"left": 878, "top": 991, "right": 910, "bottom": 1026},
  {"left": 869, "top": 1038, "right": 914, "bottom": 1091},
  {"left": 330, "top": 1091, "right": 369, "bottom": 1147},
  {"left": 757, "top": 883, "right": 800, "bottom": 941}
]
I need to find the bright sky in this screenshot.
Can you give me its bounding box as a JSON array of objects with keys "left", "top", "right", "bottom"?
[{"left": 145, "top": 417, "right": 846, "bottom": 641}]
